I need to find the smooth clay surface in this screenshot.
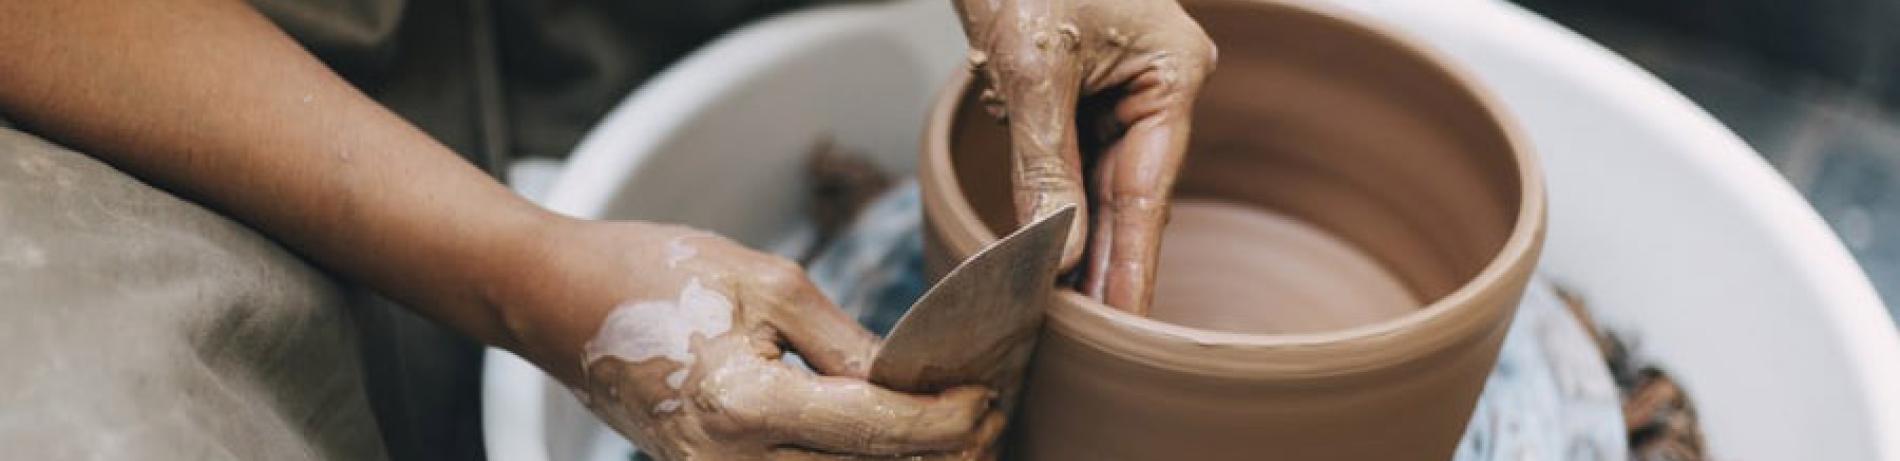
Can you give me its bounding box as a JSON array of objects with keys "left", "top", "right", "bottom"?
[
  {"left": 1149, "top": 200, "right": 1417, "bottom": 334},
  {"left": 919, "top": 0, "right": 1546, "bottom": 459}
]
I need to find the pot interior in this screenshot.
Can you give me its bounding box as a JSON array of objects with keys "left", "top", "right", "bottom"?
[{"left": 948, "top": 0, "right": 1524, "bottom": 334}]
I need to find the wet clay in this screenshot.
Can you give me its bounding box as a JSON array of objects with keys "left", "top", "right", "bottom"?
[
  {"left": 919, "top": 0, "right": 1546, "bottom": 459},
  {"left": 1148, "top": 199, "right": 1416, "bottom": 334}
]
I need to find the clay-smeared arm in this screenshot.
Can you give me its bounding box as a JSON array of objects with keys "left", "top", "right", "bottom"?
[
  {"left": 0, "top": 1, "right": 994, "bottom": 458},
  {"left": 953, "top": 0, "right": 1216, "bottom": 315},
  {"left": 0, "top": 0, "right": 540, "bottom": 350}
]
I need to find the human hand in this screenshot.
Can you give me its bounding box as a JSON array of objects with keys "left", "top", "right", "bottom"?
[
  {"left": 953, "top": 0, "right": 1216, "bottom": 315},
  {"left": 500, "top": 221, "right": 1002, "bottom": 460}
]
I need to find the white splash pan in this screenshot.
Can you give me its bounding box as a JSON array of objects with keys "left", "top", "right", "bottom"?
[{"left": 483, "top": 0, "right": 1900, "bottom": 459}]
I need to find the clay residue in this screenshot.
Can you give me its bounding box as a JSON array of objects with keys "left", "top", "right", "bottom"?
[
  {"left": 664, "top": 236, "right": 696, "bottom": 268},
  {"left": 953, "top": 0, "right": 1217, "bottom": 315},
  {"left": 582, "top": 277, "right": 734, "bottom": 411}
]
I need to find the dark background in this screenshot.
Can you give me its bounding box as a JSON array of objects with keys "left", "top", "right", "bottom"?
[{"left": 1513, "top": 0, "right": 1900, "bottom": 325}]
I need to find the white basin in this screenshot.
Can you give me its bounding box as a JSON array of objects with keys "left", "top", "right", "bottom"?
[{"left": 485, "top": 0, "right": 1900, "bottom": 459}]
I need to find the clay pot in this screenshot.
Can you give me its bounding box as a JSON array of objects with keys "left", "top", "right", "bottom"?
[{"left": 918, "top": 1, "right": 1545, "bottom": 459}]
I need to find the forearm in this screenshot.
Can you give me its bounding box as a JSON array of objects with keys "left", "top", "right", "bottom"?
[{"left": 0, "top": 0, "right": 551, "bottom": 349}]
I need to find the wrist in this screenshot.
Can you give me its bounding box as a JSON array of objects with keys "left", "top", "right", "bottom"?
[
  {"left": 478, "top": 215, "right": 597, "bottom": 384},
  {"left": 463, "top": 205, "right": 567, "bottom": 348}
]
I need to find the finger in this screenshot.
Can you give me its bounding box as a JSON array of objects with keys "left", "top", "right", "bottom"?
[
  {"left": 1083, "top": 57, "right": 1207, "bottom": 315},
  {"left": 961, "top": 410, "right": 1008, "bottom": 461},
  {"left": 768, "top": 409, "right": 1007, "bottom": 461},
  {"left": 759, "top": 371, "right": 992, "bottom": 455},
  {"left": 755, "top": 259, "right": 879, "bottom": 378},
  {"left": 770, "top": 434, "right": 998, "bottom": 461},
  {"left": 766, "top": 449, "right": 988, "bottom": 461},
  {"left": 983, "top": 31, "right": 1089, "bottom": 269},
  {"left": 768, "top": 450, "right": 854, "bottom": 461}
]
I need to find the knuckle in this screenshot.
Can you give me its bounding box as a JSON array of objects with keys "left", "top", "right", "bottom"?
[
  {"left": 1152, "top": 22, "right": 1217, "bottom": 77},
  {"left": 1170, "top": 36, "right": 1217, "bottom": 79},
  {"left": 989, "top": 48, "right": 1073, "bottom": 86},
  {"left": 1017, "top": 153, "right": 1074, "bottom": 184},
  {"left": 750, "top": 257, "right": 810, "bottom": 296},
  {"left": 1192, "top": 38, "right": 1218, "bottom": 71},
  {"left": 1107, "top": 190, "right": 1167, "bottom": 218},
  {"left": 1014, "top": 157, "right": 1082, "bottom": 210}
]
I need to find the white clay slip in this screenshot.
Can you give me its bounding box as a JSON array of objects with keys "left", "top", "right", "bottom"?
[{"left": 583, "top": 277, "right": 735, "bottom": 410}]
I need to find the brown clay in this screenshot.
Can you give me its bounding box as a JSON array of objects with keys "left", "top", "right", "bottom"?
[
  {"left": 919, "top": 1, "right": 1546, "bottom": 459},
  {"left": 1149, "top": 199, "right": 1417, "bottom": 334}
]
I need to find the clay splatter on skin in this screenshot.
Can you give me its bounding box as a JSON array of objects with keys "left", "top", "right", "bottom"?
[
  {"left": 665, "top": 236, "right": 697, "bottom": 268},
  {"left": 653, "top": 398, "right": 683, "bottom": 413},
  {"left": 583, "top": 278, "right": 733, "bottom": 413},
  {"left": 664, "top": 369, "right": 688, "bottom": 389}
]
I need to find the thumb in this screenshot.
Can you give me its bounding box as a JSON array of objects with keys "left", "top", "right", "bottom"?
[{"left": 763, "top": 263, "right": 880, "bottom": 378}]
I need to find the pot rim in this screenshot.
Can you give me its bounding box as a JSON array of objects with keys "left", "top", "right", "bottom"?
[{"left": 922, "top": 0, "right": 1547, "bottom": 379}]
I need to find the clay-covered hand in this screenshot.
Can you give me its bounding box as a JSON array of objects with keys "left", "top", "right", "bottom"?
[
  {"left": 501, "top": 221, "right": 1003, "bottom": 460},
  {"left": 953, "top": 0, "right": 1216, "bottom": 314}
]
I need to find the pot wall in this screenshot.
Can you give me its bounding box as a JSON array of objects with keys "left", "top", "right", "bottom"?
[{"left": 920, "top": 0, "right": 1546, "bottom": 459}]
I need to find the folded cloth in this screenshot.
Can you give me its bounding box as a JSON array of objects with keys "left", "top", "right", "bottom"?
[{"left": 1455, "top": 279, "right": 1628, "bottom": 460}]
